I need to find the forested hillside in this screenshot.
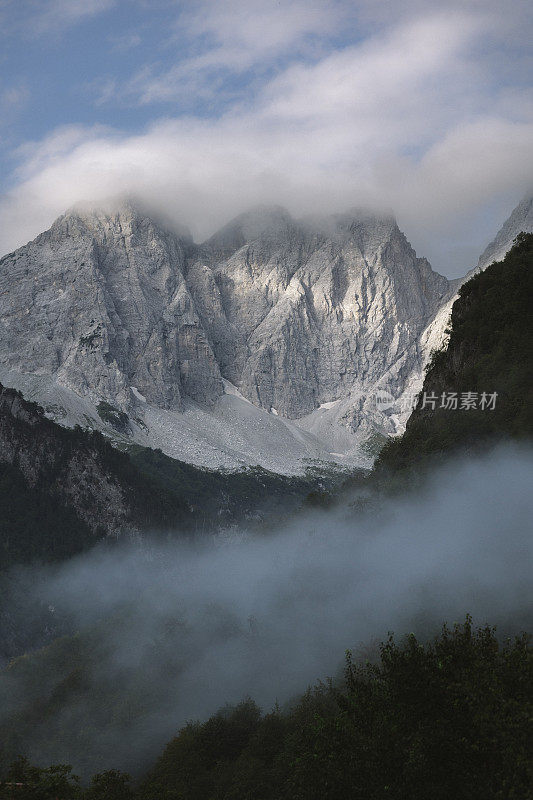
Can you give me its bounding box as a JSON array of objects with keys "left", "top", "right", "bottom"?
[
  {"left": 1, "top": 619, "right": 530, "bottom": 799},
  {"left": 376, "top": 232, "right": 533, "bottom": 475},
  {"left": 137, "top": 619, "right": 531, "bottom": 800}
]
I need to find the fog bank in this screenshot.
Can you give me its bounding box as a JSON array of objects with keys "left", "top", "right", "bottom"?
[{"left": 1, "top": 444, "right": 532, "bottom": 775}]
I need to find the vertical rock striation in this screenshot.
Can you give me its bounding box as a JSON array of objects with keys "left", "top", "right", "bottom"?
[
  {"left": 0, "top": 202, "right": 223, "bottom": 411},
  {"left": 10, "top": 194, "right": 530, "bottom": 465},
  {"left": 192, "top": 206, "right": 451, "bottom": 421}
]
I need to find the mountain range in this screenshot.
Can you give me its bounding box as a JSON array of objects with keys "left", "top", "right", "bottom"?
[{"left": 0, "top": 195, "right": 531, "bottom": 474}]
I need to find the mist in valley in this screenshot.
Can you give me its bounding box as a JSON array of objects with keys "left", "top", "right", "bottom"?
[{"left": 1, "top": 443, "right": 532, "bottom": 776}]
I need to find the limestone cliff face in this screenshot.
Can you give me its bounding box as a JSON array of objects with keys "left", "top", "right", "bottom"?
[
  {"left": 0, "top": 199, "right": 457, "bottom": 461},
  {"left": 1, "top": 195, "right": 529, "bottom": 468},
  {"left": 193, "top": 207, "right": 451, "bottom": 420},
  {"left": 0, "top": 203, "right": 222, "bottom": 411},
  {"left": 0, "top": 201, "right": 451, "bottom": 428}
]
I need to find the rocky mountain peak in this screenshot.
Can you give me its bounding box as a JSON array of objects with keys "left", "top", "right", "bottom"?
[
  {"left": 0, "top": 198, "right": 458, "bottom": 468},
  {"left": 189, "top": 203, "right": 453, "bottom": 421},
  {"left": 203, "top": 204, "right": 295, "bottom": 262},
  {"left": 0, "top": 201, "right": 222, "bottom": 412},
  {"left": 48, "top": 198, "right": 194, "bottom": 249}
]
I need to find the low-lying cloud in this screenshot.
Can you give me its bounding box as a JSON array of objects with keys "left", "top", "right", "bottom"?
[{"left": 1, "top": 444, "right": 532, "bottom": 776}]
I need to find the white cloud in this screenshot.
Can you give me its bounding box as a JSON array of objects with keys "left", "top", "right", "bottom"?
[
  {"left": 180, "top": 0, "right": 344, "bottom": 50},
  {"left": 0, "top": 2, "right": 532, "bottom": 275},
  {"left": 5, "top": 0, "right": 116, "bottom": 37},
  {"left": 261, "top": 14, "right": 484, "bottom": 145},
  {"left": 120, "top": 0, "right": 349, "bottom": 106}
]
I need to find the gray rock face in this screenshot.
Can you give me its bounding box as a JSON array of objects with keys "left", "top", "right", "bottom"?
[
  {"left": 0, "top": 202, "right": 222, "bottom": 410},
  {"left": 193, "top": 207, "right": 451, "bottom": 420},
  {"left": 0, "top": 199, "right": 456, "bottom": 460}
]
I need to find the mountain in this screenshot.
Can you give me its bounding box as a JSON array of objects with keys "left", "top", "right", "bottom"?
[
  {"left": 196, "top": 206, "right": 450, "bottom": 420},
  {"left": 1, "top": 230, "right": 531, "bottom": 788},
  {"left": 375, "top": 232, "right": 533, "bottom": 476},
  {"left": 0, "top": 380, "right": 190, "bottom": 567},
  {"left": 0, "top": 200, "right": 453, "bottom": 471},
  {"left": 0, "top": 201, "right": 221, "bottom": 411}
]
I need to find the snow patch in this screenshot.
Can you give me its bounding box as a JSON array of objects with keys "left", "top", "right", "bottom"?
[{"left": 131, "top": 386, "right": 146, "bottom": 403}]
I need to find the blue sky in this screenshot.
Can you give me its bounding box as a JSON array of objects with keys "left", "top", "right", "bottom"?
[
  {"left": 0, "top": 0, "right": 358, "bottom": 173},
  {"left": 0, "top": 0, "right": 532, "bottom": 275}
]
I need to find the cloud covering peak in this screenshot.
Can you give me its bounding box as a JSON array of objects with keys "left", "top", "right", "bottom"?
[{"left": 0, "top": 0, "right": 532, "bottom": 275}]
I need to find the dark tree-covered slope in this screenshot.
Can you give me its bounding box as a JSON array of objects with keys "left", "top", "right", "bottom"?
[
  {"left": 376, "top": 232, "right": 533, "bottom": 474},
  {"left": 2, "top": 619, "right": 530, "bottom": 799},
  {"left": 0, "top": 382, "right": 196, "bottom": 567},
  {"left": 138, "top": 619, "right": 532, "bottom": 800}
]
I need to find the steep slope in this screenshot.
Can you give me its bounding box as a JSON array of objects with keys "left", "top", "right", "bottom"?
[
  {"left": 376, "top": 232, "right": 533, "bottom": 474},
  {"left": 408, "top": 193, "right": 533, "bottom": 421},
  {"left": 0, "top": 382, "right": 189, "bottom": 566},
  {"left": 194, "top": 207, "right": 451, "bottom": 420}
]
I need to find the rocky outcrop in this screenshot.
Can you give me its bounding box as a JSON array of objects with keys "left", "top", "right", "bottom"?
[
  {"left": 195, "top": 207, "right": 451, "bottom": 421},
  {"left": 0, "top": 382, "right": 135, "bottom": 538}
]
